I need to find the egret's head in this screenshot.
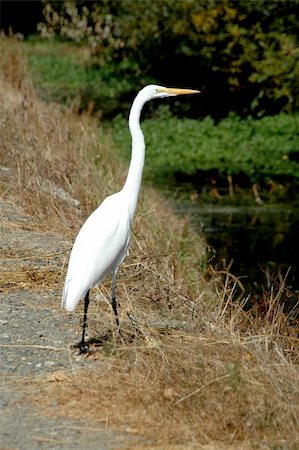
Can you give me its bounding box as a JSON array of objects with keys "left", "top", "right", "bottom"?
[{"left": 141, "top": 84, "right": 200, "bottom": 101}]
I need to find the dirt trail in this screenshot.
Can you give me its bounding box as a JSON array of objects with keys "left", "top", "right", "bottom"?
[{"left": 0, "top": 197, "right": 137, "bottom": 449}]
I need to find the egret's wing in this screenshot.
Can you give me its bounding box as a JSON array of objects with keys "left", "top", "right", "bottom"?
[{"left": 62, "top": 193, "right": 131, "bottom": 311}]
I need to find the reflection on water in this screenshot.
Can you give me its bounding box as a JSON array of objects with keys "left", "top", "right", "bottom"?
[{"left": 176, "top": 204, "right": 299, "bottom": 294}]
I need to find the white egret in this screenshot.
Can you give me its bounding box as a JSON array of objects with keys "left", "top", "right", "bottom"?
[{"left": 62, "top": 85, "right": 200, "bottom": 352}]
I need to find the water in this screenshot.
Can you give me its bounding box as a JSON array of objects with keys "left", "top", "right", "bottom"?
[{"left": 175, "top": 203, "right": 299, "bottom": 295}]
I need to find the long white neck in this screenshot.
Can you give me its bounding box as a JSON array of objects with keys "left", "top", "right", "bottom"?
[{"left": 122, "top": 92, "right": 146, "bottom": 219}]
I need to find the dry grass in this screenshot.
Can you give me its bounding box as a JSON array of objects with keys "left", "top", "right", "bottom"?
[{"left": 1, "top": 37, "right": 299, "bottom": 449}]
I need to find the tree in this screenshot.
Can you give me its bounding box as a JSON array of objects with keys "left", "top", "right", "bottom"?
[{"left": 37, "top": 0, "right": 299, "bottom": 117}]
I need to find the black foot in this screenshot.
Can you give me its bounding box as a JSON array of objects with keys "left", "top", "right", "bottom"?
[{"left": 78, "top": 342, "right": 89, "bottom": 354}]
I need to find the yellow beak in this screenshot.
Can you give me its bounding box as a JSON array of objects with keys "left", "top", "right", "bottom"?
[{"left": 159, "top": 87, "right": 200, "bottom": 95}]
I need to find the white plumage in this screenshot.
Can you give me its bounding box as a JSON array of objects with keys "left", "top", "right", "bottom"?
[
  {"left": 62, "top": 85, "right": 200, "bottom": 352},
  {"left": 62, "top": 193, "right": 131, "bottom": 312}
]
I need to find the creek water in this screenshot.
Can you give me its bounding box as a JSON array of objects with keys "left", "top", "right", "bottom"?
[{"left": 175, "top": 202, "right": 299, "bottom": 296}]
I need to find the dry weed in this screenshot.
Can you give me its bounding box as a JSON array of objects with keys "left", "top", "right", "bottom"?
[
  {"left": 33, "top": 318, "right": 299, "bottom": 448},
  {"left": 1, "top": 37, "right": 298, "bottom": 449}
]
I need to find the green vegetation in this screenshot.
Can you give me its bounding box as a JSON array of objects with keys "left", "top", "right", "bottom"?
[
  {"left": 23, "top": 38, "right": 299, "bottom": 202},
  {"left": 24, "top": 39, "right": 149, "bottom": 116},
  {"left": 37, "top": 0, "right": 299, "bottom": 117},
  {"left": 112, "top": 108, "right": 299, "bottom": 196},
  {"left": 24, "top": 40, "right": 94, "bottom": 107},
  {"left": 21, "top": 0, "right": 299, "bottom": 203}
]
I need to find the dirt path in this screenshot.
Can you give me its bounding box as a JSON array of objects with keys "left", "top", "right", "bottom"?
[{"left": 0, "top": 197, "right": 138, "bottom": 449}]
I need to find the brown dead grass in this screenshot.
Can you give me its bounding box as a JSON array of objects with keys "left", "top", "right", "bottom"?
[
  {"left": 1, "top": 37, "right": 299, "bottom": 449},
  {"left": 40, "top": 338, "right": 298, "bottom": 445},
  {"left": 0, "top": 264, "right": 62, "bottom": 291}
]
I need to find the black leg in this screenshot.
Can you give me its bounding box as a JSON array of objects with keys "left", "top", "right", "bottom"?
[
  {"left": 111, "top": 271, "right": 119, "bottom": 327},
  {"left": 79, "top": 290, "right": 90, "bottom": 354}
]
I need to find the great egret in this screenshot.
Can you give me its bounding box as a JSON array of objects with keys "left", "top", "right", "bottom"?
[{"left": 62, "top": 85, "right": 200, "bottom": 352}]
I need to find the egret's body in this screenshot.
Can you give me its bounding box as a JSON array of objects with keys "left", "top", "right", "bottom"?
[
  {"left": 62, "top": 85, "right": 199, "bottom": 352},
  {"left": 63, "top": 193, "right": 130, "bottom": 311}
]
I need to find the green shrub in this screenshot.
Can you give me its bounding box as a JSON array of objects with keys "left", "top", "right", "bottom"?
[
  {"left": 36, "top": 0, "right": 299, "bottom": 117},
  {"left": 112, "top": 108, "right": 299, "bottom": 187}
]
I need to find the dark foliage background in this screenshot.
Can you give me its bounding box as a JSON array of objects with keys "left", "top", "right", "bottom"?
[{"left": 30, "top": 0, "right": 299, "bottom": 119}]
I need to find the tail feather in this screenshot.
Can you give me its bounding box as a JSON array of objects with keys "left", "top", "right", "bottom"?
[
  {"left": 61, "top": 278, "right": 76, "bottom": 312},
  {"left": 62, "top": 277, "right": 88, "bottom": 312},
  {"left": 61, "top": 279, "right": 69, "bottom": 308}
]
